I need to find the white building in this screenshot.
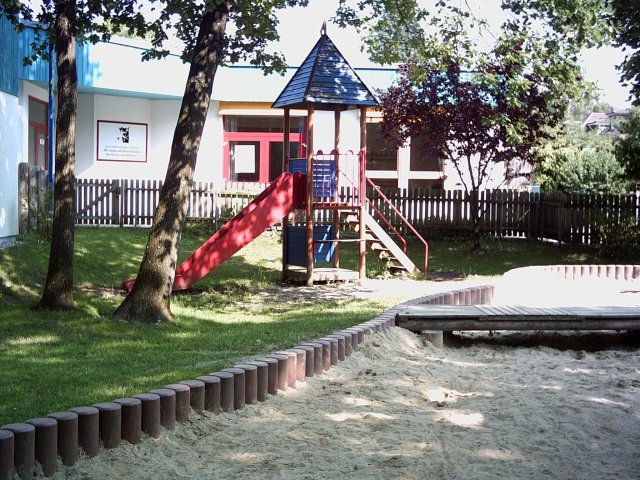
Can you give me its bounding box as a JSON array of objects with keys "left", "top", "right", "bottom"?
[{"left": 0, "top": 18, "right": 521, "bottom": 241}]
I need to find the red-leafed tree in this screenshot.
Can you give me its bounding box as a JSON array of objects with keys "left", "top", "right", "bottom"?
[
  {"left": 335, "top": 0, "right": 612, "bottom": 250},
  {"left": 378, "top": 59, "right": 564, "bottom": 250}
]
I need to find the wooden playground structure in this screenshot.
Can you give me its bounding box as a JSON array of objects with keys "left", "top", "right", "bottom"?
[
  {"left": 273, "top": 24, "right": 427, "bottom": 286},
  {"left": 123, "top": 25, "right": 428, "bottom": 293}
]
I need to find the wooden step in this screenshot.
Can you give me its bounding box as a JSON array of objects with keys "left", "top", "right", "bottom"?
[
  {"left": 377, "top": 251, "right": 392, "bottom": 261},
  {"left": 340, "top": 214, "right": 359, "bottom": 224},
  {"left": 342, "top": 210, "right": 420, "bottom": 276},
  {"left": 363, "top": 212, "right": 419, "bottom": 275},
  {"left": 369, "top": 243, "right": 389, "bottom": 252}
]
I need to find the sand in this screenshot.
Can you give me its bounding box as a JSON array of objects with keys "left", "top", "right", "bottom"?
[{"left": 52, "top": 277, "right": 640, "bottom": 480}]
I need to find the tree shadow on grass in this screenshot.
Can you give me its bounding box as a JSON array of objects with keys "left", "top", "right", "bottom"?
[{"left": 0, "top": 249, "right": 390, "bottom": 426}]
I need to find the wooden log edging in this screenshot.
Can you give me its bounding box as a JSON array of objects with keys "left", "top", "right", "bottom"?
[
  {"left": 400, "top": 285, "right": 497, "bottom": 310},
  {"left": 0, "top": 312, "right": 397, "bottom": 478},
  {"left": 503, "top": 264, "right": 640, "bottom": 282},
  {"left": 4, "top": 265, "right": 632, "bottom": 478}
]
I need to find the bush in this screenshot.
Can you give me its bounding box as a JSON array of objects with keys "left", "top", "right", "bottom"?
[
  {"left": 536, "top": 127, "right": 627, "bottom": 194},
  {"left": 34, "top": 186, "right": 53, "bottom": 240},
  {"left": 593, "top": 215, "right": 640, "bottom": 260}
]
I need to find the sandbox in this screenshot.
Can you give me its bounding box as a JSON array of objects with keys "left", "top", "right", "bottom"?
[{"left": 0, "top": 265, "right": 638, "bottom": 479}]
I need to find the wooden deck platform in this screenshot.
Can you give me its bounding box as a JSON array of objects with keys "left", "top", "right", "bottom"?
[
  {"left": 395, "top": 304, "right": 640, "bottom": 332},
  {"left": 287, "top": 267, "right": 360, "bottom": 284}
]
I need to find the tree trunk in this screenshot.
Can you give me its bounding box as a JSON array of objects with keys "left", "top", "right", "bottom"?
[
  {"left": 469, "top": 189, "right": 482, "bottom": 251},
  {"left": 114, "top": 2, "right": 230, "bottom": 323},
  {"left": 39, "top": 0, "right": 77, "bottom": 310}
]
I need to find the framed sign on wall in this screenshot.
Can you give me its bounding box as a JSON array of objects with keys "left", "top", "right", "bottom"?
[{"left": 97, "top": 120, "right": 148, "bottom": 162}]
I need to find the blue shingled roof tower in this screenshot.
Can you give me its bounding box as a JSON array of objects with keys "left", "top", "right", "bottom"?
[{"left": 272, "top": 27, "right": 379, "bottom": 110}]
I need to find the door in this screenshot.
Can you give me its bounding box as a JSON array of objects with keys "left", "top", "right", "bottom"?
[
  {"left": 28, "top": 124, "right": 48, "bottom": 170},
  {"left": 269, "top": 141, "right": 302, "bottom": 182},
  {"left": 223, "top": 115, "right": 306, "bottom": 184},
  {"left": 28, "top": 97, "right": 49, "bottom": 170}
]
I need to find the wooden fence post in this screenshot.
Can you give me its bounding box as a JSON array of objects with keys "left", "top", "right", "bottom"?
[
  {"left": 17, "top": 163, "right": 49, "bottom": 234},
  {"left": 111, "top": 179, "right": 121, "bottom": 226},
  {"left": 28, "top": 165, "right": 38, "bottom": 232}
]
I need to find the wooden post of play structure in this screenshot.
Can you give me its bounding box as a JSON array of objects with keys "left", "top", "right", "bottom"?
[
  {"left": 333, "top": 106, "right": 341, "bottom": 268},
  {"left": 282, "top": 108, "right": 291, "bottom": 282},
  {"left": 358, "top": 106, "right": 367, "bottom": 281},
  {"left": 306, "top": 104, "right": 315, "bottom": 286}
]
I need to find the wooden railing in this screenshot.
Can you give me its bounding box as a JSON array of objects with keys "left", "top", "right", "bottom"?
[{"left": 366, "top": 178, "right": 429, "bottom": 274}]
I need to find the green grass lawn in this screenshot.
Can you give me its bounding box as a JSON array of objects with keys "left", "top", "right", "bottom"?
[{"left": 0, "top": 225, "right": 616, "bottom": 425}]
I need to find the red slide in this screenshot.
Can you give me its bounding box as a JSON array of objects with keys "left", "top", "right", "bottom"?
[{"left": 171, "top": 171, "right": 305, "bottom": 291}]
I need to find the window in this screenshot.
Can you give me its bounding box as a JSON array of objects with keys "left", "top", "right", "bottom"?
[
  {"left": 366, "top": 123, "right": 397, "bottom": 170},
  {"left": 229, "top": 141, "right": 260, "bottom": 182},
  {"left": 410, "top": 135, "right": 443, "bottom": 172},
  {"left": 269, "top": 142, "right": 301, "bottom": 182},
  {"left": 369, "top": 178, "right": 398, "bottom": 190},
  {"left": 408, "top": 179, "right": 443, "bottom": 191},
  {"left": 223, "top": 115, "right": 306, "bottom": 183},
  {"left": 224, "top": 116, "right": 305, "bottom": 133}
]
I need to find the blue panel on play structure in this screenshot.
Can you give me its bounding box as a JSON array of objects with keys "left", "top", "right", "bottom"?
[
  {"left": 289, "top": 158, "right": 336, "bottom": 198},
  {"left": 289, "top": 159, "right": 306, "bottom": 175},
  {"left": 313, "top": 159, "right": 336, "bottom": 198},
  {"left": 286, "top": 225, "right": 335, "bottom": 267},
  {"left": 314, "top": 224, "right": 335, "bottom": 262}
]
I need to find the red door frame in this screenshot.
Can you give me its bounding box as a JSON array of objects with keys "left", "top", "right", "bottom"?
[
  {"left": 223, "top": 131, "right": 306, "bottom": 183},
  {"left": 28, "top": 96, "right": 49, "bottom": 170}
]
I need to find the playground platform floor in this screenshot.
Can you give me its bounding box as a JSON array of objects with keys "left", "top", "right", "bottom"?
[{"left": 287, "top": 266, "right": 360, "bottom": 284}]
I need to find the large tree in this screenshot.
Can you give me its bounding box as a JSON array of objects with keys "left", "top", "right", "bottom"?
[
  {"left": 609, "top": 0, "right": 640, "bottom": 105},
  {"left": 114, "top": 0, "right": 308, "bottom": 324},
  {"left": 614, "top": 108, "right": 640, "bottom": 185},
  {"left": 335, "top": 0, "right": 611, "bottom": 249},
  {"left": 0, "top": 0, "right": 150, "bottom": 310}
]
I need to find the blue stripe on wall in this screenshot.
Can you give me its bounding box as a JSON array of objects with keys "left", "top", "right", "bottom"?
[{"left": 0, "top": 15, "right": 19, "bottom": 95}]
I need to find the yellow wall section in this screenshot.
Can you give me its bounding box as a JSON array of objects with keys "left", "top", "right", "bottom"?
[
  {"left": 220, "top": 102, "right": 381, "bottom": 120},
  {"left": 220, "top": 101, "right": 274, "bottom": 111}
]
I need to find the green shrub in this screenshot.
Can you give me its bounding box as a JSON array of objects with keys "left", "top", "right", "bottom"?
[{"left": 593, "top": 215, "right": 640, "bottom": 260}]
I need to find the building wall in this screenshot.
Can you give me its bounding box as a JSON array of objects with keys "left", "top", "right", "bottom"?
[
  {"left": 442, "top": 156, "right": 530, "bottom": 191},
  {"left": 75, "top": 93, "right": 95, "bottom": 176},
  {"left": 75, "top": 94, "right": 223, "bottom": 183},
  {"left": 0, "top": 90, "right": 22, "bottom": 239},
  {"left": 312, "top": 109, "right": 361, "bottom": 153},
  {"left": 0, "top": 81, "right": 49, "bottom": 240}
]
